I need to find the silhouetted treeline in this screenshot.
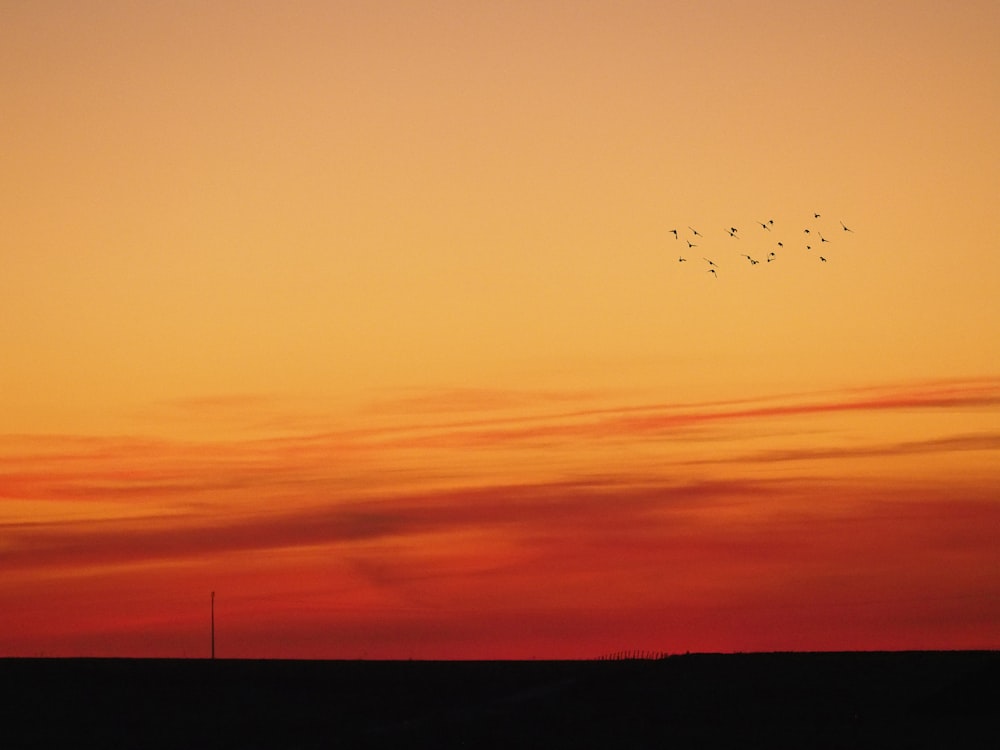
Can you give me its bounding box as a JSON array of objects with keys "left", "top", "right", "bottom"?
[
  {"left": 596, "top": 649, "right": 669, "bottom": 661},
  {"left": 2, "top": 651, "right": 997, "bottom": 749}
]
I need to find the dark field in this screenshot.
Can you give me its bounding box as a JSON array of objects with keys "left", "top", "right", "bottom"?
[{"left": 2, "top": 651, "right": 997, "bottom": 748}]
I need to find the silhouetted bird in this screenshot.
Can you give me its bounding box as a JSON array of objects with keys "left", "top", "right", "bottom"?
[
  {"left": 708, "top": 268, "right": 718, "bottom": 278},
  {"left": 689, "top": 226, "right": 702, "bottom": 237},
  {"left": 678, "top": 256, "right": 687, "bottom": 262},
  {"left": 757, "top": 221, "right": 771, "bottom": 231},
  {"left": 819, "top": 233, "right": 829, "bottom": 243},
  {"left": 670, "top": 229, "right": 678, "bottom": 239},
  {"left": 819, "top": 256, "right": 827, "bottom": 262},
  {"left": 840, "top": 221, "right": 854, "bottom": 232},
  {"left": 814, "top": 213, "right": 821, "bottom": 218},
  {"left": 687, "top": 240, "right": 698, "bottom": 248},
  {"left": 803, "top": 229, "right": 810, "bottom": 234},
  {"left": 703, "top": 258, "right": 718, "bottom": 267},
  {"left": 727, "top": 227, "right": 740, "bottom": 239}
]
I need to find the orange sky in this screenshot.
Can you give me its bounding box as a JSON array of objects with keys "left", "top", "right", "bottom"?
[{"left": 2, "top": 1, "right": 998, "bottom": 658}]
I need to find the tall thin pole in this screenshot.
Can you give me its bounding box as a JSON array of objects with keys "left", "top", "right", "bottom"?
[{"left": 211, "top": 591, "right": 215, "bottom": 660}]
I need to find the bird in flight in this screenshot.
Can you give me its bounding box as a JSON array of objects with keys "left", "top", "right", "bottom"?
[{"left": 666, "top": 211, "right": 855, "bottom": 282}]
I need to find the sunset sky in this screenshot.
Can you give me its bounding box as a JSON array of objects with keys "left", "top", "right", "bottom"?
[{"left": 2, "top": 1, "right": 998, "bottom": 659}]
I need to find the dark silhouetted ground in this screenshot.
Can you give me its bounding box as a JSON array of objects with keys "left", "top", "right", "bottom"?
[{"left": 2, "top": 651, "right": 997, "bottom": 748}]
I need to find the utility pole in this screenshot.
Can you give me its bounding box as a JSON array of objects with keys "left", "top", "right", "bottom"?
[{"left": 211, "top": 591, "right": 215, "bottom": 660}]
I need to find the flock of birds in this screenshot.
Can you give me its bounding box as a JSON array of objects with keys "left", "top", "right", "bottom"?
[{"left": 671, "top": 213, "right": 855, "bottom": 277}]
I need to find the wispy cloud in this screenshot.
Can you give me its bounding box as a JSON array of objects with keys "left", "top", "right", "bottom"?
[
  {"left": 697, "top": 432, "right": 1000, "bottom": 466},
  {"left": 2, "top": 376, "right": 998, "bottom": 655},
  {"left": 344, "top": 375, "right": 1000, "bottom": 450},
  {"left": 4, "top": 468, "right": 997, "bottom": 656}
]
